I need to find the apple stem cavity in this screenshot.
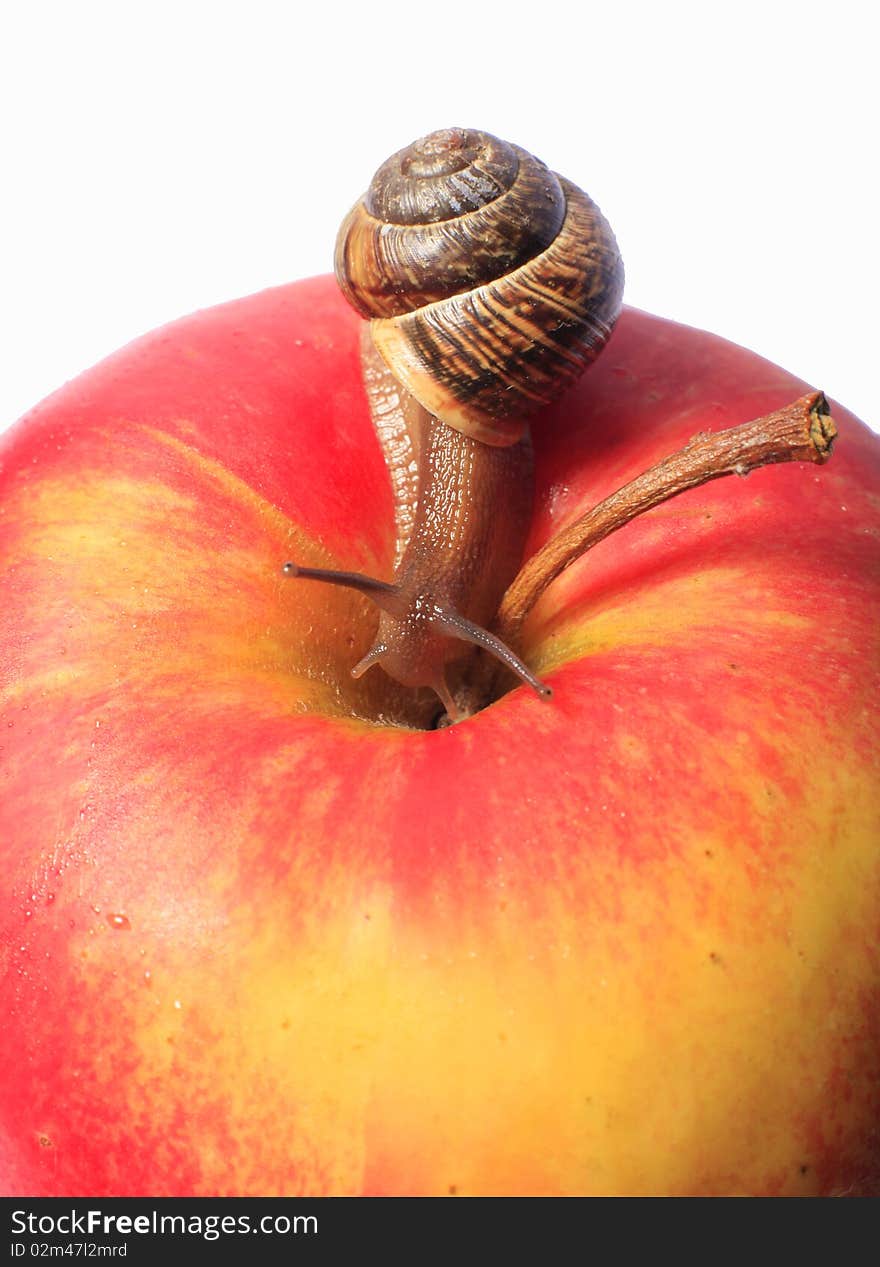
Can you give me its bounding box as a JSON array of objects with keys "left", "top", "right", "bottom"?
[{"left": 282, "top": 561, "right": 552, "bottom": 711}]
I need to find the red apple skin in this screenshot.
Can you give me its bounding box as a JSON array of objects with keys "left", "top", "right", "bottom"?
[{"left": 1, "top": 276, "right": 878, "bottom": 1197}]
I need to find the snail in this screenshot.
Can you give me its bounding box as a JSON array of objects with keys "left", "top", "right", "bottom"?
[{"left": 284, "top": 127, "right": 625, "bottom": 720}]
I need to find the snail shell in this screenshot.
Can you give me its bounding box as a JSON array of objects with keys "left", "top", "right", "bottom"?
[{"left": 335, "top": 127, "right": 625, "bottom": 446}]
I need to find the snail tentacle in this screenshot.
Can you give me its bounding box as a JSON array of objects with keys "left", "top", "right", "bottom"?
[
  {"left": 431, "top": 609, "right": 552, "bottom": 700},
  {"left": 282, "top": 562, "right": 405, "bottom": 615}
]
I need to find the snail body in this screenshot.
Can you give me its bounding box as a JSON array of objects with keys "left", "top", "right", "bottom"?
[{"left": 286, "top": 128, "right": 624, "bottom": 719}]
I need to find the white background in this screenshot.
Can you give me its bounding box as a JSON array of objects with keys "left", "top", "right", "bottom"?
[{"left": 1, "top": 0, "right": 877, "bottom": 434}]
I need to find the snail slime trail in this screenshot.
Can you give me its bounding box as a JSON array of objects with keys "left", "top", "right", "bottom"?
[{"left": 285, "top": 127, "right": 624, "bottom": 722}]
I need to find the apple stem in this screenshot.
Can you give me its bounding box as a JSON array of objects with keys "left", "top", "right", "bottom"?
[{"left": 474, "top": 391, "right": 836, "bottom": 699}]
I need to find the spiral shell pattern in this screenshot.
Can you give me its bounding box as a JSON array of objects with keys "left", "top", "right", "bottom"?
[{"left": 335, "top": 128, "right": 625, "bottom": 445}]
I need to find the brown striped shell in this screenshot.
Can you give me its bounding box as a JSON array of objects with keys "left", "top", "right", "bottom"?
[{"left": 335, "top": 127, "right": 625, "bottom": 446}]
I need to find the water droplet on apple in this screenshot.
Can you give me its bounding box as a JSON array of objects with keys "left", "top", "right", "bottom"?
[{"left": 107, "top": 913, "right": 130, "bottom": 931}]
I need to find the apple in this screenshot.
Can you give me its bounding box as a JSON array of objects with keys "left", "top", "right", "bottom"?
[{"left": 1, "top": 275, "right": 878, "bottom": 1197}]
